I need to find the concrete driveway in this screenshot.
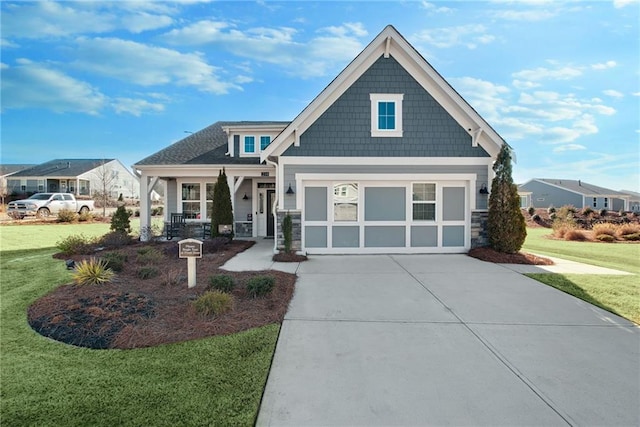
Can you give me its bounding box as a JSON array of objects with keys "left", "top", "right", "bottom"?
[{"left": 257, "top": 254, "right": 639, "bottom": 426}]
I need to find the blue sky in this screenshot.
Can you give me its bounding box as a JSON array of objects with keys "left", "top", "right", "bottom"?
[{"left": 2, "top": 0, "right": 639, "bottom": 192}]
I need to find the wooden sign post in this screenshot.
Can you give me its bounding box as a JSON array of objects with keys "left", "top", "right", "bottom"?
[{"left": 178, "top": 238, "right": 203, "bottom": 288}]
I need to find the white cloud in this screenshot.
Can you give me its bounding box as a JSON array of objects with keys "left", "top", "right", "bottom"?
[
  {"left": 112, "top": 97, "right": 165, "bottom": 116},
  {"left": 0, "top": 38, "right": 19, "bottom": 48},
  {"left": 495, "top": 9, "right": 556, "bottom": 20},
  {"left": 512, "top": 80, "right": 541, "bottom": 90},
  {"left": 161, "top": 21, "right": 367, "bottom": 78},
  {"left": 512, "top": 65, "right": 583, "bottom": 81},
  {"left": 1, "top": 1, "right": 174, "bottom": 40},
  {"left": 591, "top": 60, "right": 617, "bottom": 70},
  {"left": 553, "top": 144, "right": 587, "bottom": 152},
  {"left": 603, "top": 89, "right": 624, "bottom": 98},
  {"left": 420, "top": 1, "right": 453, "bottom": 13},
  {"left": 72, "top": 37, "right": 239, "bottom": 94},
  {"left": 1, "top": 59, "right": 106, "bottom": 114},
  {"left": 613, "top": 0, "right": 638, "bottom": 8},
  {"left": 412, "top": 25, "right": 495, "bottom": 49},
  {"left": 633, "top": 92, "right": 640, "bottom": 96}
]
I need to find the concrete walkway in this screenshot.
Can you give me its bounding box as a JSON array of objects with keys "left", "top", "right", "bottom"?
[
  {"left": 499, "top": 253, "right": 633, "bottom": 275},
  {"left": 221, "top": 239, "right": 300, "bottom": 274},
  {"left": 256, "top": 254, "right": 639, "bottom": 426}
]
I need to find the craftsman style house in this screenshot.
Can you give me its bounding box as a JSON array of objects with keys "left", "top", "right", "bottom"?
[{"left": 134, "top": 25, "right": 507, "bottom": 254}]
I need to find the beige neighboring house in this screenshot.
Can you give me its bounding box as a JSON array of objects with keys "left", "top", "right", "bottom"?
[
  {"left": 1, "top": 164, "right": 36, "bottom": 202},
  {"left": 6, "top": 159, "right": 140, "bottom": 199}
]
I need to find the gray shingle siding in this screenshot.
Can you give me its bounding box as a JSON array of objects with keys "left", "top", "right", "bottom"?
[{"left": 283, "top": 56, "right": 489, "bottom": 158}]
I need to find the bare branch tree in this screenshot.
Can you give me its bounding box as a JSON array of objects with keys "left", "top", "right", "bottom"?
[{"left": 92, "top": 161, "right": 118, "bottom": 217}]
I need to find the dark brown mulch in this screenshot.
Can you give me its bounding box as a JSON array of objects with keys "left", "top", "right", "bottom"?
[
  {"left": 468, "top": 247, "right": 554, "bottom": 265},
  {"left": 272, "top": 252, "right": 308, "bottom": 262},
  {"left": 29, "top": 240, "right": 296, "bottom": 350}
]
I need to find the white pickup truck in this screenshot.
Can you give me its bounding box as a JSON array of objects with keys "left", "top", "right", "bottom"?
[{"left": 7, "top": 193, "right": 95, "bottom": 219}]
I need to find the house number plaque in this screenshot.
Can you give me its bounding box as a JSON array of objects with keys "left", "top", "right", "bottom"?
[{"left": 178, "top": 238, "right": 203, "bottom": 288}]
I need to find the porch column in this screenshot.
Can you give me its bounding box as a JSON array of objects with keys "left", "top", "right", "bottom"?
[{"left": 139, "top": 174, "right": 151, "bottom": 241}]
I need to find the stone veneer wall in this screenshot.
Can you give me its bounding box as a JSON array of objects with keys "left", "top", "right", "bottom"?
[
  {"left": 471, "top": 210, "right": 489, "bottom": 248},
  {"left": 276, "top": 210, "right": 302, "bottom": 252}
]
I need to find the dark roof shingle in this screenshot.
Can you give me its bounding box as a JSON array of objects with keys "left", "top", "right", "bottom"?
[{"left": 10, "top": 159, "right": 114, "bottom": 177}]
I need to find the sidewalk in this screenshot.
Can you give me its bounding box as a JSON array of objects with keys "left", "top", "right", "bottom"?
[
  {"left": 220, "top": 238, "right": 300, "bottom": 274},
  {"left": 498, "top": 254, "right": 633, "bottom": 275}
]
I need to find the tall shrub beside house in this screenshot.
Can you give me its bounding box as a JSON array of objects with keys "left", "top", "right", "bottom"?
[
  {"left": 110, "top": 205, "right": 132, "bottom": 234},
  {"left": 487, "top": 145, "right": 526, "bottom": 253},
  {"left": 211, "top": 169, "right": 234, "bottom": 239}
]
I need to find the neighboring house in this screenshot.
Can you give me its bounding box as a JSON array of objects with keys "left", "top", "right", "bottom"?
[
  {"left": 620, "top": 190, "right": 640, "bottom": 212},
  {"left": 134, "top": 25, "right": 507, "bottom": 253},
  {"left": 0, "top": 164, "right": 36, "bottom": 202},
  {"left": 7, "top": 159, "right": 140, "bottom": 199},
  {"left": 518, "top": 191, "right": 532, "bottom": 209},
  {"left": 519, "top": 179, "right": 630, "bottom": 211}
]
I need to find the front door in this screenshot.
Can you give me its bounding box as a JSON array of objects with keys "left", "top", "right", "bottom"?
[{"left": 266, "top": 190, "right": 275, "bottom": 237}]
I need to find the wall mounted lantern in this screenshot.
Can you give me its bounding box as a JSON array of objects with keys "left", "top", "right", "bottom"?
[
  {"left": 286, "top": 183, "right": 295, "bottom": 195},
  {"left": 479, "top": 184, "right": 489, "bottom": 195}
]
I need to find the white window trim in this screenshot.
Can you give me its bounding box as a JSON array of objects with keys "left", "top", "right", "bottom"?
[
  {"left": 370, "top": 93, "right": 403, "bottom": 137},
  {"left": 411, "top": 182, "right": 437, "bottom": 222},
  {"left": 259, "top": 135, "right": 271, "bottom": 151},
  {"left": 242, "top": 135, "right": 257, "bottom": 155}
]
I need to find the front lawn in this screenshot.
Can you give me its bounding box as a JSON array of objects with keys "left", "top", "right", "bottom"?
[
  {"left": 523, "top": 227, "right": 639, "bottom": 324},
  {"left": 1, "top": 229, "right": 279, "bottom": 425}
]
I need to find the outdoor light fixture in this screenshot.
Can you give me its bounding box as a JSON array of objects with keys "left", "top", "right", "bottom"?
[
  {"left": 479, "top": 184, "right": 489, "bottom": 194},
  {"left": 242, "top": 193, "right": 249, "bottom": 200},
  {"left": 286, "top": 183, "right": 295, "bottom": 194}
]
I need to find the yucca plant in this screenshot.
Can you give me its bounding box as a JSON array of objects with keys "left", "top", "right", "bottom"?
[{"left": 73, "top": 257, "right": 114, "bottom": 286}]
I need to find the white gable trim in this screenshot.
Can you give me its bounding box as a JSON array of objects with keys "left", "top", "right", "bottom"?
[{"left": 261, "top": 25, "right": 505, "bottom": 162}]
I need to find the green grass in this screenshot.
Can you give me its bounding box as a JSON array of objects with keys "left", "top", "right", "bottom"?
[
  {"left": 523, "top": 227, "right": 640, "bottom": 274},
  {"left": 523, "top": 227, "right": 639, "bottom": 324},
  {"left": 526, "top": 273, "right": 640, "bottom": 324},
  {"left": 0, "top": 227, "right": 279, "bottom": 425}
]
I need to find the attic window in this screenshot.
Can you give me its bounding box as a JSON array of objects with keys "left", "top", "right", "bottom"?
[{"left": 370, "top": 93, "right": 403, "bottom": 137}]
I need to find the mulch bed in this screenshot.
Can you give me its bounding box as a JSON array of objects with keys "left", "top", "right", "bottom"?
[
  {"left": 29, "top": 240, "right": 296, "bottom": 350},
  {"left": 468, "top": 247, "right": 554, "bottom": 265},
  {"left": 272, "top": 252, "right": 308, "bottom": 262}
]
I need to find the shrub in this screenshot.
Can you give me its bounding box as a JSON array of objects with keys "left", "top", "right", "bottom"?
[
  {"left": 56, "top": 234, "right": 94, "bottom": 255},
  {"left": 208, "top": 274, "right": 235, "bottom": 292},
  {"left": 621, "top": 232, "right": 640, "bottom": 241},
  {"left": 57, "top": 209, "right": 77, "bottom": 223},
  {"left": 547, "top": 206, "right": 556, "bottom": 214},
  {"left": 557, "top": 205, "right": 576, "bottom": 220},
  {"left": 282, "top": 213, "right": 293, "bottom": 253},
  {"left": 246, "top": 275, "right": 275, "bottom": 297},
  {"left": 596, "top": 234, "right": 615, "bottom": 242},
  {"left": 550, "top": 213, "right": 557, "bottom": 221},
  {"left": 487, "top": 145, "right": 526, "bottom": 254},
  {"left": 193, "top": 291, "right": 234, "bottom": 317},
  {"left": 527, "top": 206, "right": 535, "bottom": 216},
  {"left": 564, "top": 229, "right": 587, "bottom": 241},
  {"left": 98, "top": 231, "right": 133, "bottom": 248},
  {"left": 211, "top": 168, "right": 234, "bottom": 239},
  {"left": 137, "top": 247, "right": 163, "bottom": 264},
  {"left": 531, "top": 213, "right": 540, "bottom": 221},
  {"left": 161, "top": 268, "right": 184, "bottom": 286},
  {"left": 599, "top": 209, "right": 608, "bottom": 217},
  {"left": 110, "top": 205, "right": 132, "bottom": 234},
  {"left": 592, "top": 223, "right": 617, "bottom": 237},
  {"left": 137, "top": 266, "right": 159, "bottom": 279},
  {"left": 73, "top": 258, "right": 114, "bottom": 286},
  {"left": 616, "top": 223, "right": 640, "bottom": 237},
  {"left": 553, "top": 224, "right": 574, "bottom": 239},
  {"left": 581, "top": 206, "right": 593, "bottom": 216},
  {"left": 101, "top": 252, "right": 127, "bottom": 272},
  {"left": 78, "top": 211, "right": 93, "bottom": 222}
]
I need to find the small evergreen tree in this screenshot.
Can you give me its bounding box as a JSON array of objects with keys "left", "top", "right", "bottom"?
[
  {"left": 110, "top": 205, "right": 132, "bottom": 234},
  {"left": 211, "top": 169, "right": 234, "bottom": 239},
  {"left": 487, "top": 144, "right": 526, "bottom": 253},
  {"left": 282, "top": 213, "right": 293, "bottom": 253}
]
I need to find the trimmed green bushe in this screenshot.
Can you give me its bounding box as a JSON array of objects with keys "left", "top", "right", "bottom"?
[
  {"left": 110, "top": 205, "right": 132, "bottom": 234},
  {"left": 209, "top": 274, "right": 235, "bottom": 292},
  {"left": 211, "top": 168, "right": 234, "bottom": 239},
  {"left": 282, "top": 213, "right": 293, "bottom": 253},
  {"left": 194, "top": 291, "right": 235, "bottom": 316},
  {"left": 247, "top": 275, "right": 275, "bottom": 297}
]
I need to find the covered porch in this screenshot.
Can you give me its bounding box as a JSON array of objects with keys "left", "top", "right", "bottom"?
[{"left": 137, "top": 165, "right": 278, "bottom": 242}]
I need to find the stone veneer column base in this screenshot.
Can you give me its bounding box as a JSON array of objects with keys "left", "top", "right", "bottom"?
[
  {"left": 276, "top": 210, "right": 302, "bottom": 253},
  {"left": 471, "top": 210, "right": 489, "bottom": 248}
]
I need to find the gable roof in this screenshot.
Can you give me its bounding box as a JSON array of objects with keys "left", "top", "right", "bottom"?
[
  {"left": 0, "top": 164, "right": 36, "bottom": 176},
  {"left": 523, "top": 179, "right": 629, "bottom": 198},
  {"left": 134, "top": 121, "right": 289, "bottom": 167},
  {"left": 10, "top": 159, "right": 115, "bottom": 178},
  {"left": 261, "top": 25, "right": 505, "bottom": 162}
]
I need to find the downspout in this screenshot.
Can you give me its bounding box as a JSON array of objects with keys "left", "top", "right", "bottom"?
[{"left": 265, "top": 156, "right": 279, "bottom": 254}]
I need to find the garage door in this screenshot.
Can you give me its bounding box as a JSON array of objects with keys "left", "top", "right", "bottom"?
[{"left": 302, "top": 180, "right": 469, "bottom": 254}]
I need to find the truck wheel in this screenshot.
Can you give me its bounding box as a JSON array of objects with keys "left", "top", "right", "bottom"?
[
  {"left": 37, "top": 208, "right": 50, "bottom": 219},
  {"left": 79, "top": 206, "right": 89, "bottom": 214}
]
